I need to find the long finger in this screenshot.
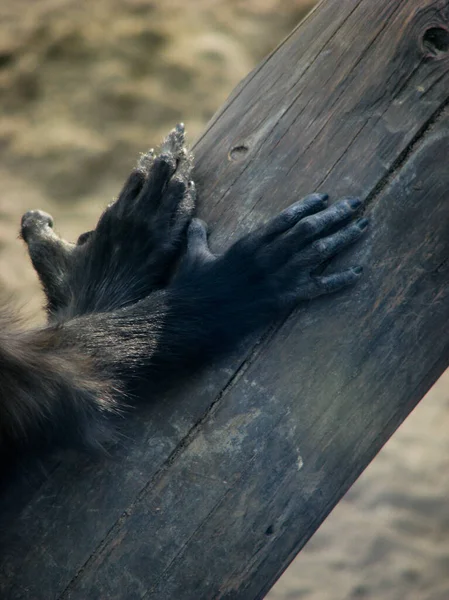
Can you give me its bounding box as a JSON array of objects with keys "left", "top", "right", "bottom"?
[
  {"left": 294, "top": 218, "right": 369, "bottom": 268},
  {"left": 296, "top": 266, "right": 363, "bottom": 300}
]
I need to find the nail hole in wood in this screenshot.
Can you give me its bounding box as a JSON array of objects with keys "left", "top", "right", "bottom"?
[
  {"left": 265, "top": 525, "right": 274, "bottom": 536},
  {"left": 229, "top": 144, "right": 249, "bottom": 161},
  {"left": 422, "top": 27, "right": 449, "bottom": 56}
]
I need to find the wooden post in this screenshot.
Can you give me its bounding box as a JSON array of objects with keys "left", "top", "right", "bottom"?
[{"left": 2, "top": 0, "right": 449, "bottom": 598}]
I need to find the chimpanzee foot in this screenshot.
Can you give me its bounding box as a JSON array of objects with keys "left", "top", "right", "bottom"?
[{"left": 21, "top": 124, "right": 196, "bottom": 319}]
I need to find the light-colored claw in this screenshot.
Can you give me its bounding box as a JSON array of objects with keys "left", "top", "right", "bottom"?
[
  {"left": 160, "top": 122, "right": 186, "bottom": 156},
  {"left": 136, "top": 123, "right": 193, "bottom": 178}
]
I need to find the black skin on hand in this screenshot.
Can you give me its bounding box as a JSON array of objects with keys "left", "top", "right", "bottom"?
[
  {"left": 0, "top": 123, "right": 369, "bottom": 476},
  {"left": 177, "top": 194, "right": 366, "bottom": 306}
]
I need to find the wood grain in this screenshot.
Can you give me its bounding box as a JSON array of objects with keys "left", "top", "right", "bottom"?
[{"left": 1, "top": 0, "right": 449, "bottom": 598}]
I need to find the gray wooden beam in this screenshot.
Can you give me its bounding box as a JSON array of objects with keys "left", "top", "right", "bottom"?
[{"left": 1, "top": 0, "right": 449, "bottom": 598}]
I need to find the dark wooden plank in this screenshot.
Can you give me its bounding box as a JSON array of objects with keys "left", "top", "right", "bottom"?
[
  {"left": 1, "top": 0, "right": 449, "bottom": 598},
  {"left": 64, "top": 116, "right": 449, "bottom": 599}
]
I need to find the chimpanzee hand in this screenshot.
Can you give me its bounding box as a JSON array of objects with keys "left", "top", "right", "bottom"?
[
  {"left": 172, "top": 193, "right": 367, "bottom": 337},
  {"left": 21, "top": 124, "right": 195, "bottom": 319}
]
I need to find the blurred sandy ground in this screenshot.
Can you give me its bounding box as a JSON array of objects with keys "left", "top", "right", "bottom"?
[{"left": 0, "top": 1, "right": 448, "bottom": 599}]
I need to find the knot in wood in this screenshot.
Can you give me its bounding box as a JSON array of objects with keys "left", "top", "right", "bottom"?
[{"left": 422, "top": 26, "right": 449, "bottom": 58}]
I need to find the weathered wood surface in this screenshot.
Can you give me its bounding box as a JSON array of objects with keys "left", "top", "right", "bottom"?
[{"left": 1, "top": 0, "right": 449, "bottom": 598}]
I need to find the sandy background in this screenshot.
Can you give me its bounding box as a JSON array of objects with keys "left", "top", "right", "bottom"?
[{"left": 0, "top": 1, "right": 448, "bottom": 599}]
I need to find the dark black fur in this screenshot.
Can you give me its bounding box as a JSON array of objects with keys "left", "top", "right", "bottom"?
[{"left": 1, "top": 124, "right": 368, "bottom": 478}]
